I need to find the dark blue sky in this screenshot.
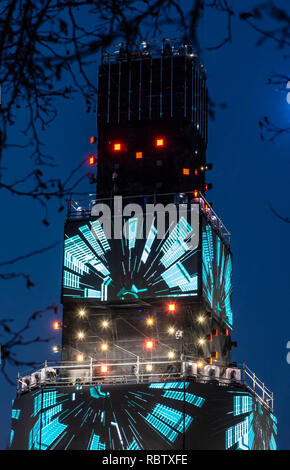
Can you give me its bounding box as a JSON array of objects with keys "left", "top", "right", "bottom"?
[{"left": 1, "top": 1, "right": 289, "bottom": 449}]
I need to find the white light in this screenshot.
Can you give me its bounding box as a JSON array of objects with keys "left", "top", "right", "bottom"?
[
  {"left": 79, "top": 309, "right": 85, "bottom": 318},
  {"left": 102, "top": 320, "right": 109, "bottom": 328},
  {"left": 168, "top": 351, "right": 175, "bottom": 359},
  {"left": 168, "top": 326, "right": 175, "bottom": 335},
  {"left": 197, "top": 315, "right": 205, "bottom": 324},
  {"left": 198, "top": 338, "right": 205, "bottom": 345},
  {"left": 146, "top": 364, "right": 153, "bottom": 372},
  {"left": 77, "top": 354, "right": 84, "bottom": 362},
  {"left": 77, "top": 331, "right": 85, "bottom": 340}
]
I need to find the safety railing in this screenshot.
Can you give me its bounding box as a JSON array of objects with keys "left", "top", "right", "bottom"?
[{"left": 17, "top": 357, "right": 273, "bottom": 412}]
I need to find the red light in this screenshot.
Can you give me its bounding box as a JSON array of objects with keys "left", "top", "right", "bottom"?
[
  {"left": 154, "top": 137, "right": 166, "bottom": 148},
  {"left": 195, "top": 169, "right": 198, "bottom": 176},
  {"left": 89, "top": 156, "right": 96, "bottom": 165},
  {"left": 136, "top": 151, "right": 143, "bottom": 159},
  {"left": 210, "top": 334, "right": 213, "bottom": 342},
  {"left": 168, "top": 303, "right": 176, "bottom": 312},
  {"left": 183, "top": 168, "right": 190, "bottom": 176},
  {"left": 145, "top": 340, "right": 154, "bottom": 350},
  {"left": 113, "top": 142, "right": 122, "bottom": 151},
  {"left": 215, "top": 329, "right": 218, "bottom": 336},
  {"left": 100, "top": 365, "right": 108, "bottom": 374},
  {"left": 205, "top": 184, "right": 208, "bottom": 191},
  {"left": 53, "top": 321, "right": 61, "bottom": 330}
]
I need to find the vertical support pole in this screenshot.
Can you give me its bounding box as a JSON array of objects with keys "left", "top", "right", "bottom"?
[
  {"left": 242, "top": 362, "right": 246, "bottom": 385},
  {"left": 44, "top": 360, "right": 47, "bottom": 386},
  {"left": 272, "top": 392, "right": 274, "bottom": 412},
  {"left": 262, "top": 382, "right": 265, "bottom": 402},
  {"left": 90, "top": 357, "right": 93, "bottom": 384},
  {"left": 136, "top": 356, "right": 140, "bottom": 384}
]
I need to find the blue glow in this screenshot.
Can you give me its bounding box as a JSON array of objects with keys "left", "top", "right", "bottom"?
[
  {"left": 141, "top": 222, "right": 157, "bottom": 264},
  {"left": 79, "top": 224, "right": 104, "bottom": 257},
  {"left": 149, "top": 382, "right": 189, "bottom": 390},
  {"left": 90, "top": 386, "right": 110, "bottom": 399},
  {"left": 90, "top": 220, "right": 111, "bottom": 252},
  {"left": 225, "top": 415, "right": 251, "bottom": 450},
  {"left": 90, "top": 433, "right": 106, "bottom": 450},
  {"left": 163, "top": 391, "right": 205, "bottom": 407},
  {"left": 145, "top": 413, "right": 178, "bottom": 443},
  {"left": 151, "top": 403, "right": 193, "bottom": 433},
  {"left": 12, "top": 409, "right": 20, "bottom": 420},
  {"left": 233, "top": 395, "right": 253, "bottom": 416},
  {"left": 127, "top": 439, "right": 140, "bottom": 450}
]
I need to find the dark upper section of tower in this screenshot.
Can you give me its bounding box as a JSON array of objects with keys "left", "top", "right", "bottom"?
[{"left": 97, "top": 39, "right": 209, "bottom": 197}]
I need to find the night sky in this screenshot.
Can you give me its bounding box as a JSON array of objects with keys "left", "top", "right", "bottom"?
[{"left": 1, "top": 1, "right": 289, "bottom": 449}]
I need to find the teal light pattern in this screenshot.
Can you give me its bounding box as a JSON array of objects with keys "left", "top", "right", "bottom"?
[
  {"left": 63, "top": 215, "right": 198, "bottom": 301},
  {"left": 162, "top": 390, "right": 205, "bottom": 407},
  {"left": 233, "top": 395, "right": 253, "bottom": 416},
  {"left": 202, "top": 221, "right": 233, "bottom": 327},
  {"left": 12, "top": 409, "right": 20, "bottom": 420},
  {"left": 149, "top": 382, "right": 189, "bottom": 390},
  {"left": 89, "top": 433, "right": 106, "bottom": 450}
]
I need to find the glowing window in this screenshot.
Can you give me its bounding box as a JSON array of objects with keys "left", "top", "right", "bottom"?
[
  {"left": 183, "top": 168, "right": 190, "bottom": 176},
  {"left": 136, "top": 151, "right": 143, "bottom": 159}
]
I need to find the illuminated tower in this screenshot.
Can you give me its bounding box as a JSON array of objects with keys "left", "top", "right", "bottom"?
[{"left": 10, "top": 40, "right": 277, "bottom": 451}]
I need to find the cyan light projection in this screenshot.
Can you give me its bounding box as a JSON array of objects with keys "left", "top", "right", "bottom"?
[
  {"left": 202, "top": 222, "right": 233, "bottom": 327},
  {"left": 63, "top": 215, "right": 199, "bottom": 302},
  {"left": 10, "top": 382, "right": 277, "bottom": 450},
  {"left": 226, "top": 392, "right": 277, "bottom": 450}
]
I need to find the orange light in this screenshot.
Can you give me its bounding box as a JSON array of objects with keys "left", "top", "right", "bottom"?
[
  {"left": 193, "top": 190, "right": 199, "bottom": 198},
  {"left": 90, "top": 136, "right": 97, "bottom": 144},
  {"left": 183, "top": 168, "right": 190, "bottom": 176},
  {"left": 226, "top": 329, "right": 229, "bottom": 336},
  {"left": 155, "top": 137, "right": 165, "bottom": 148},
  {"left": 146, "top": 317, "right": 154, "bottom": 326},
  {"left": 136, "top": 151, "right": 143, "bottom": 159},
  {"left": 209, "top": 357, "right": 213, "bottom": 365},
  {"left": 145, "top": 340, "right": 154, "bottom": 350},
  {"left": 53, "top": 321, "right": 61, "bottom": 330},
  {"left": 76, "top": 354, "right": 84, "bottom": 362},
  {"left": 100, "top": 365, "right": 108, "bottom": 374},
  {"left": 113, "top": 142, "right": 121, "bottom": 151},
  {"left": 197, "top": 361, "right": 204, "bottom": 369},
  {"left": 89, "top": 155, "right": 96, "bottom": 165},
  {"left": 168, "top": 303, "right": 176, "bottom": 312},
  {"left": 101, "top": 343, "right": 108, "bottom": 351}
]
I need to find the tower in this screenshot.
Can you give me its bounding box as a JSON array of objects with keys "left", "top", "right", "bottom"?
[{"left": 10, "top": 40, "right": 277, "bottom": 451}]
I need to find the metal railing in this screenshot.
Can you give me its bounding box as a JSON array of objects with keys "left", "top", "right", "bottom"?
[{"left": 17, "top": 357, "right": 273, "bottom": 412}]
